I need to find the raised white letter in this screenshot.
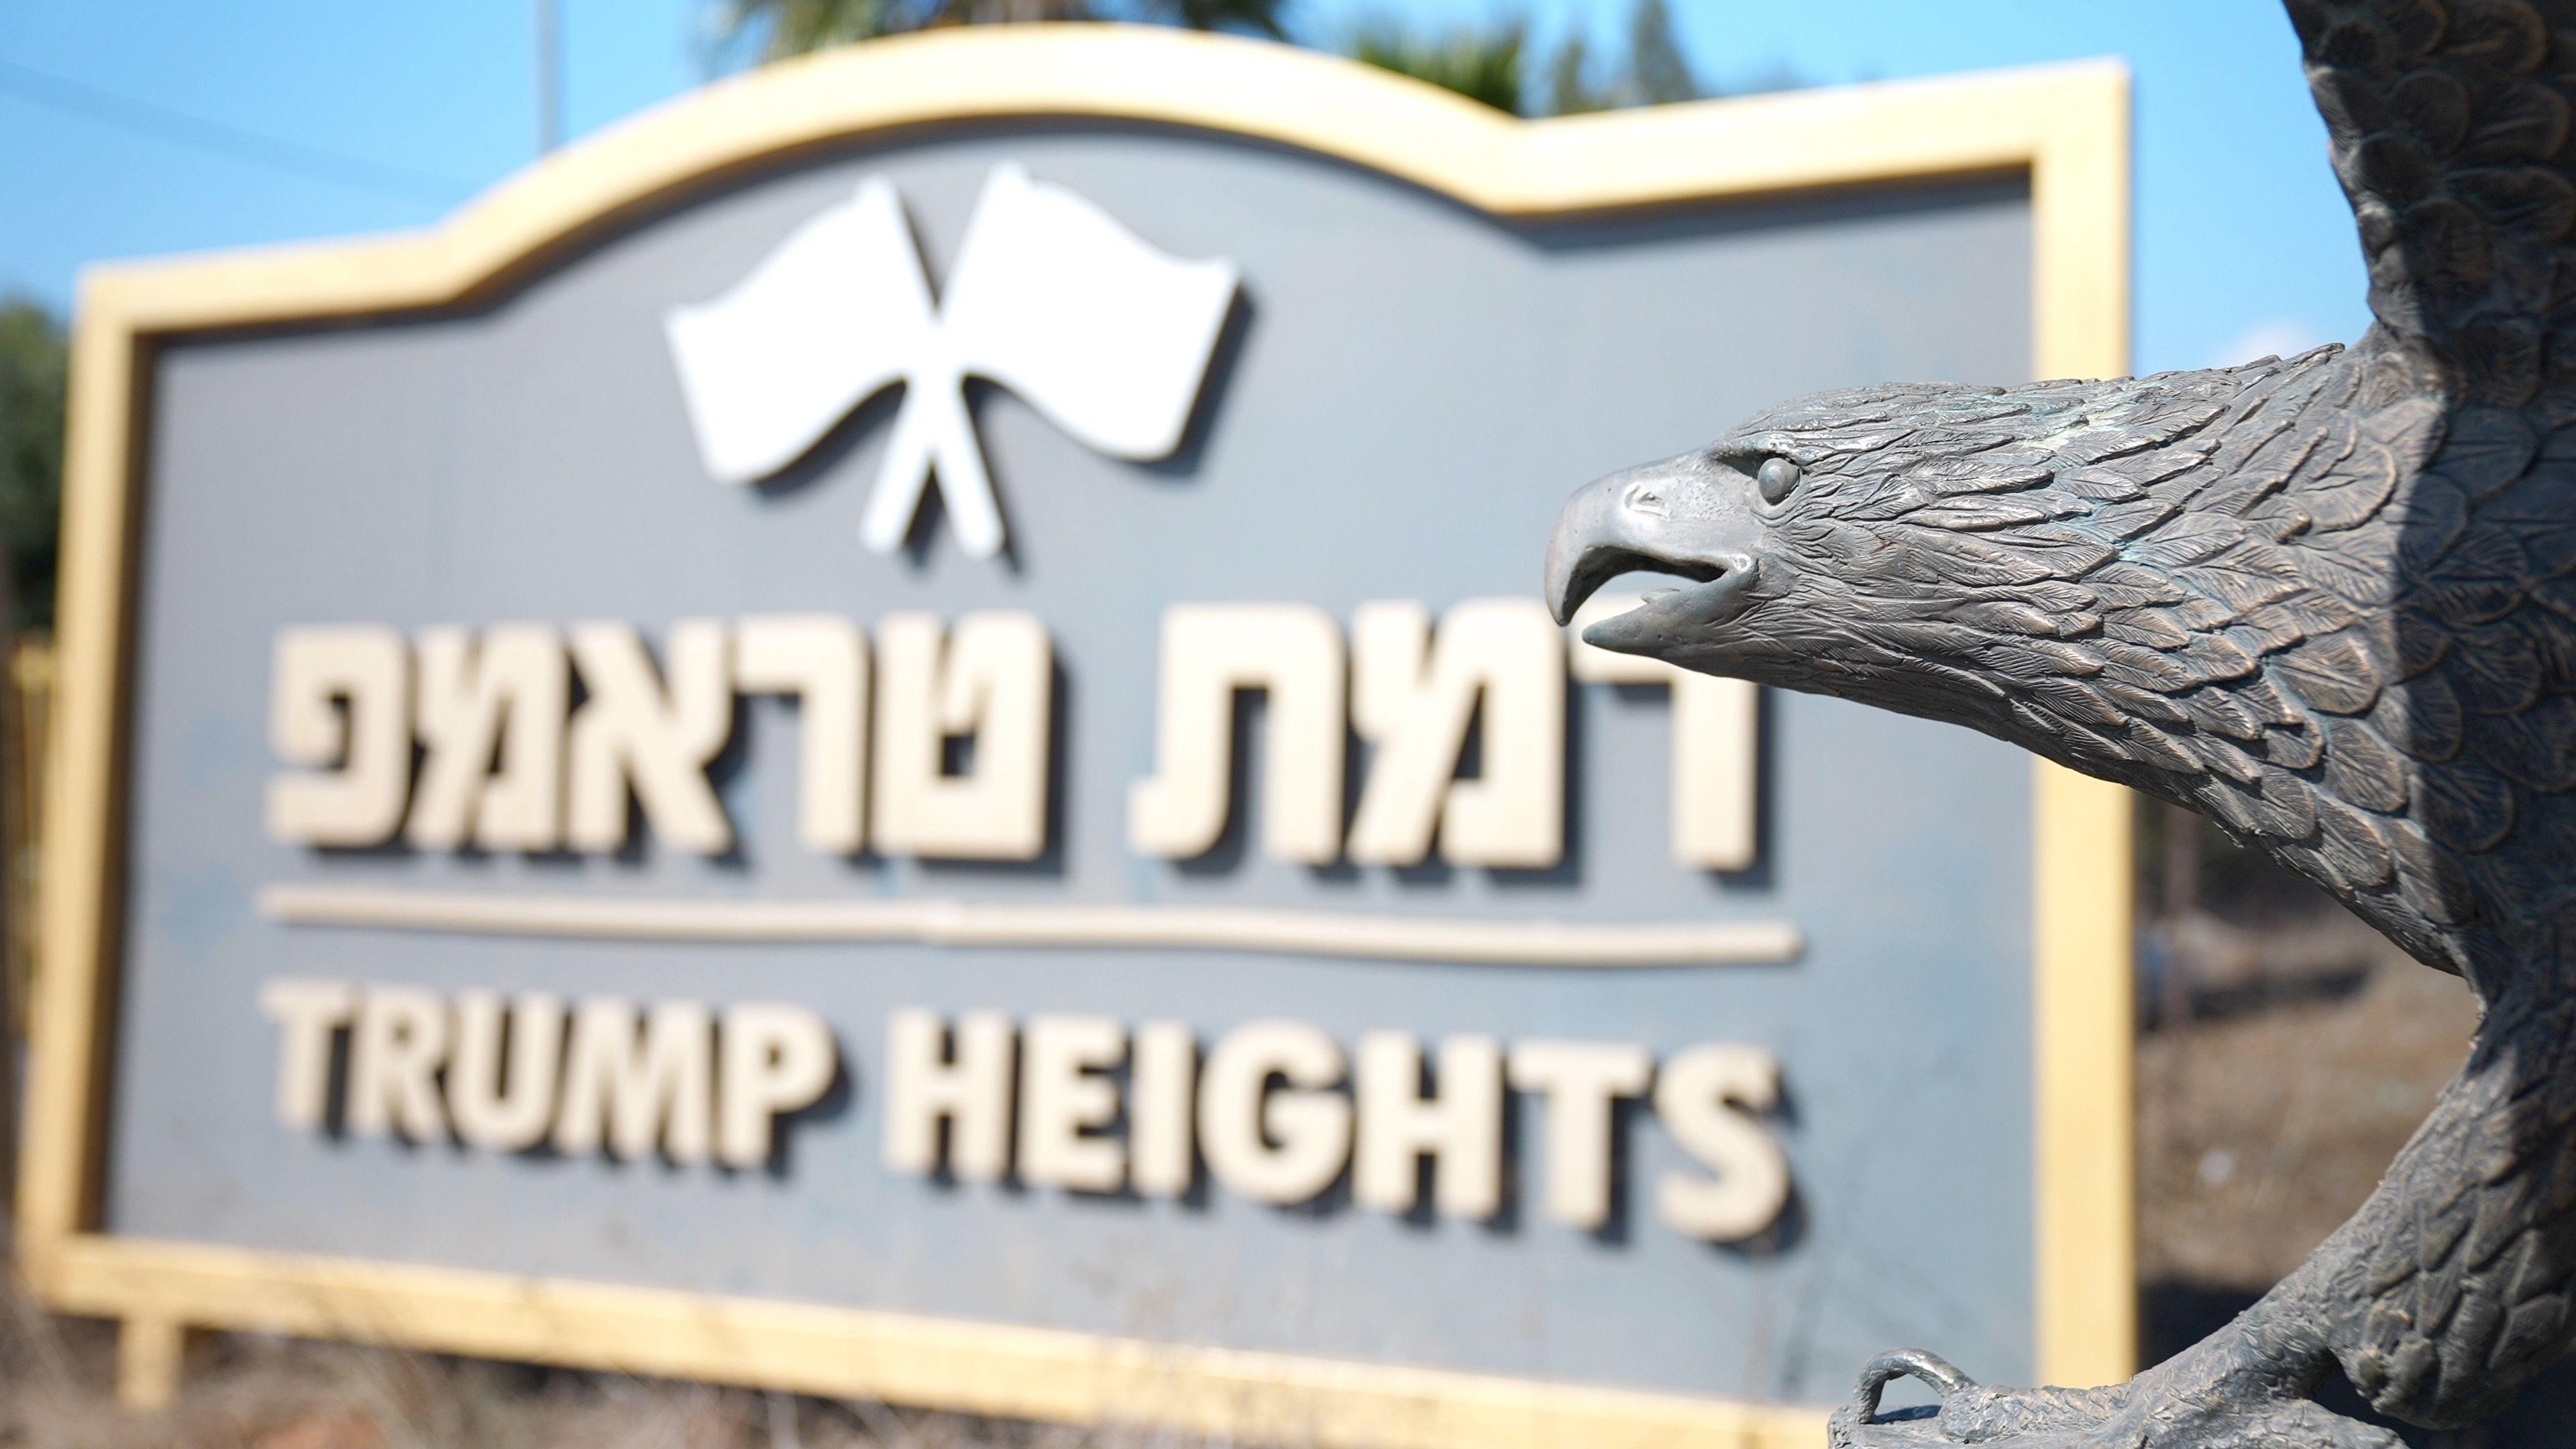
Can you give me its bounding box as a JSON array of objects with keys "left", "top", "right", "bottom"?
[
  {"left": 735, "top": 614, "right": 868, "bottom": 854},
  {"left": 1655, "top": 1043, "right": 1790, "bottom": 1241},
  {"left": 449, "top": 990, "right": 565, "bottom": 1152},
  {"left": 1197, "top": 1020, "right": 1348, "bottom": 1205},
  {"left": 268, "top": 625, "right": 411, "bottom": 845},
  {"left": 1508, "top": 1038, "right": 1653, "bottom": 1229},
  {"left": 718, "top": 1003, "right": 837, "bottom": 1168},
  {"left": 1354, "top": 1030, "right": 1503, "bottom": 1218},
  {"left": 347, "top": 985, "right": 450, "bottom": 1142},
  {"left": 1130, "top": 1020, "right": 1197, "bottom": 1199},
  {"left": 566, "top": 621, "right": 733, "bottom": 853},
  {"left": 1018, "top": 1014, "right": 1126, "bottom": 1192},
  {"left": 1128, "top": 604, "right": 1345, "bottom": 863},
  {"left": 1568, "top": 595, "right": 1760, "bottom": 871},
  {"left": 882, "top": 1008, "right": 1015, "bottom": 1181},
  {"left": 408, "top": 625, "right": 568, "bottom": 852},
  {"left": 1349, "top": 599, "right": 1562, "bottom": 867},
  {"left": 553, "top": 998, "right": 716, "bottom": 1164},
  {"left": 873, "top": 612, "right": 1052, "bottom": 859},
  {"left": 260, "top": 978, "right": 354, "bottom": 1130}
]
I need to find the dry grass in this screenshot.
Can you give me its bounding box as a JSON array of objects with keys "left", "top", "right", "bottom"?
[{"left": 0, "top": 1293, "right": 1214, "bottom": 1449}]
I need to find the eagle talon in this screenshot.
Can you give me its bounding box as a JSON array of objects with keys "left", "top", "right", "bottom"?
[
  {"left": 1821, "top": 1340, "right": 2405, "bottom": 1449},
  {"left": 1844, "top": 1350, "right": 1976, "bottom": 1427}
]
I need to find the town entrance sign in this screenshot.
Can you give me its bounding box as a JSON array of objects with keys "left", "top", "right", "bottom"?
[{"left": 17, "top": 28, "right": 2133, "bottom": 1446}]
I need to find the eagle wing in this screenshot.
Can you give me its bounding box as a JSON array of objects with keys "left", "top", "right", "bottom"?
[
  {"left": 2297, "top": 1, "right": 2576, "bottom": 967},
  {"left": 2298, "top": 0, "right": 2576, "bottom": 400},
  {"left": 2070, "top": 0, "right": 2576, "bottom": 977}
]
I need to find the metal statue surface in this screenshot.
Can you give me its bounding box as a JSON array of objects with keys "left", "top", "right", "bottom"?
[{"left": 1546, "top": 2, "right": 2576, "bottom": 1444}]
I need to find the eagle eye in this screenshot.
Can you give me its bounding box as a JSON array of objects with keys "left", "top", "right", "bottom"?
[{"left": 1756, "top": 455, "right": 1802, "bottom": 504}]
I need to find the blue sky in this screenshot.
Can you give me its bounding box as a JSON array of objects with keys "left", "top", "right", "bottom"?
[{"left": 0, "top": 0, "right": 2366, "bottom": 375}]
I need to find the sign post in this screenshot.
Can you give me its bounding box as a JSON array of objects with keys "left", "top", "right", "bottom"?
[{"left": 20, "top": 28, "right": 2132, "bottom": 1442}]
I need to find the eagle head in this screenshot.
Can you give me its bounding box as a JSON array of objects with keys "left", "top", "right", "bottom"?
[{"left": 1544, "top": 371, "right": 2249, "bottom": 764}]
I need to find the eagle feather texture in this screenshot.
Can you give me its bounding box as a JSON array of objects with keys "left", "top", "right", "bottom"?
[{"left": 1737, "top": 341, "right": 2510, "bottom": 976}]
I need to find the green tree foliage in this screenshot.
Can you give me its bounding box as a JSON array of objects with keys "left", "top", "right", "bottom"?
[
  {"left": 1623, "top": 0, "right": 1695, "bottom": 106},
  {"left": 707, "top": 0, "right": 1794, "bottom": 120},
  {"left": 0, "top": 298, "right": 63, "bottom": 632},
  {"left": 1541, "top": 0, "right": 1804, "bottom": 115},
  {"left": 1542, "top": 33, "right": 1603, "bottom": 116},
  {"left": 1354, "top": 0, "right": 1796, "bottom": 119},
  {"left": 1346, "top": 15, "right": 1528, "bottom": 117},
  {"left": 708, "top": 0, "right": 1283, "bottom": 66}
]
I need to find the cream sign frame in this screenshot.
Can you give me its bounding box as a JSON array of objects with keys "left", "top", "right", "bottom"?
[{"left": 21, "top": 26, "right": 2135, "bottom": 1446}]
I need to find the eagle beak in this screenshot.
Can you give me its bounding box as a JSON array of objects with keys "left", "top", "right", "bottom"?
[
  {"left": 1545, "top": 464, "right": 1660, "bottom": 626},
  {"left": 1545, "top": 456, "right": 1766, "bottom": 649}
]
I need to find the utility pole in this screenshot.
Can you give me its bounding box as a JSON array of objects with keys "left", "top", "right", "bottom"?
[{"left": 535, "top": 0, "right": 563, "bottom": 154}]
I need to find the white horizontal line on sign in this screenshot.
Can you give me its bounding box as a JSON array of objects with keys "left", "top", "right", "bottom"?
[{"left": 257, "top": 885, "right": 1803, "bottom": 968}]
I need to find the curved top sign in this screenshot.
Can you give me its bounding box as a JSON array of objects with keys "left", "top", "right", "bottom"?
[{"left": 27, "top": 28, "right": 2137, "bottom": 1449}]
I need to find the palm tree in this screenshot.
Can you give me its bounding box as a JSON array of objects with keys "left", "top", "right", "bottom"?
[{"left": 707, "top": 0, "right": 1283, "bottom": 66}]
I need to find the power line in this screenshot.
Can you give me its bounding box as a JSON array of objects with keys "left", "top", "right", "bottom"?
[
  {"left": 535, "top": 0, "right": 564, "bottom": 154},
  {"left": 0, "top": 56, "right": 472, "bottom": 205}
]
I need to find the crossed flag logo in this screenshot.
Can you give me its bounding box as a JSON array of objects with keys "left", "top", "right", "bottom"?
[{"left": 665, "top": 165, "right": 1242, "bottom": 559}]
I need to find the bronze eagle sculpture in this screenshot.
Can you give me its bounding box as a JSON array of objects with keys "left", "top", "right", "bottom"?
[{"left": 1546, "top": 1, "right": 2576, "bottom": 1444}]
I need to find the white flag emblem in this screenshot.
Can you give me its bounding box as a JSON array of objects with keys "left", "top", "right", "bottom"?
[{"left": 665, "top": 164, "right": 1241, "bottom": 558}]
